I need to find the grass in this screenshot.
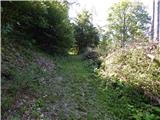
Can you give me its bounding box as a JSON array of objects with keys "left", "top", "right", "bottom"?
[
  {"left": 53, "top": 56, "right": 160, "bottom": 120},
  {"left": 1, "top": 63, "right": 45, "bottom": 113},
  {"left": 97, "top": 77, "right": 160, "bottom": 120},
  {"left": 2, "top": 39, "right": 160, "bottom": 119},
  {"left": 98, "top": 45, "right": 160, "bottom": 97},
  {"left": 53, "top": 56, "right": 113, "bottom": 119}
]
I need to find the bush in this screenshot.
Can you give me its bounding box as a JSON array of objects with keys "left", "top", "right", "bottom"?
[
  {"left": 1, "top": 1, "right": 75, "bottom": 54},
  {"left": 98, "top": 42, "right": 160, "bottom": 101}
]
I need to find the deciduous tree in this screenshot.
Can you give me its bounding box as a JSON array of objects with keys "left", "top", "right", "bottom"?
[
  {"left": 74, "top": 10, "right": 99, "bottom": 53},
  {"left": 106, "top": 0, "right": 150, "bottom": 47}
]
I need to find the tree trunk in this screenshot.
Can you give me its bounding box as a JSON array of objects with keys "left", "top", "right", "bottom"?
[
  {"left": 151, "top": 0, "right": 155, "bottom": 41},
  {"left": 157, "top": 0, "right": 160, "bottom": 41},
  {"left": 121, "top": 10, "right": 126, "bottom": 48}
]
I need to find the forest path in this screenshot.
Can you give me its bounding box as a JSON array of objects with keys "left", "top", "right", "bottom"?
[
  {"left": 4, "top": 55, "right": 114, "bottom": 120},
  {"left": 40, "top": 56, "right": 113, "bottom": 120}
]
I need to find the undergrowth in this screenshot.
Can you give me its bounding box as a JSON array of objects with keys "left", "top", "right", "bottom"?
[
  {"left": 2, "top": 36, "right": 160, "bottom": 119},
  {"left": 98, "top": 43, "right": 160, "bottom": 98},
  {"left": 95, "top": 42, "right": 160, "bottom": 119},
  {"left": 97, "top": 77, "right": 160, "bottom": 120},
  {"left": 1, "top": 36, "right": 55, "bottom": 119}
]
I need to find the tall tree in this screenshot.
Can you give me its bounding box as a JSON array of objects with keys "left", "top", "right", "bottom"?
[
  {"left": 74, "top": 10, "right": 99, "bottom": 53},
  {"left": 106, "top": 0, "right": 150, "bottom": 47},
  {"left": 1, "top": 1, "right": 75, "bottom": 54}
]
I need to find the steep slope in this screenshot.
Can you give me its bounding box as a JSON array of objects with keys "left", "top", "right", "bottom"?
[
  {"left": 2, "top": 37, "right": 56, "bottom": 119},
  {"left": 2, "top": 38, "right": 160, "bottom": 120},
  {"left": 99, "top": 42, "right": 160, "bottom": 99},
  {"left": 1, "top": 38, "right": 113, "bottom": 119}
]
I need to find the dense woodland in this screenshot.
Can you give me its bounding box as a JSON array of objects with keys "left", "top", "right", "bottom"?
[{"left": 1, "top": 0, "right": 160, "bottom": 120}]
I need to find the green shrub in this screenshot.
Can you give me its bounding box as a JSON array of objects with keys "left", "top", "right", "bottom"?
[
  {"left": 98, "top": 43, "right": 160, "bottom": 97},
  {"left": 2, "top": 1, "right": 75, "bottom": 54}
]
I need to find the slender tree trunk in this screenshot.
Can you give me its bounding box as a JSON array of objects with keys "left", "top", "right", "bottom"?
[
  {"left": 157, "top": 0, "right": 160, "bottom": 41},
  {"left": 151, "top": 0, "right": 155, "bottom": 41},
  {"left": 121, "top": 10, "right": 126, "bottom": 47}
]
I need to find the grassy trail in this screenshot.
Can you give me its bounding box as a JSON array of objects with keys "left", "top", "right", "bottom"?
[
  {"left": 39, "top": 56, "right": 160, "bottom": 120},
  {"left": 3, "top": 54, "right": 159, "bottom": 120},
  {"left": 43, "top": 56, "right": 114, "bottom": 120},
  {"left": 2, "top": 55, "right": 113, "bottom": 120}
]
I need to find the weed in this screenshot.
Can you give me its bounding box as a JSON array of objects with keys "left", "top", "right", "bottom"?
[
  {"left": 35, "top": 98, "right": 45, "bottom": 108},
  {"left": 31, "top": 110, "right": 40, "bottom": 119}
]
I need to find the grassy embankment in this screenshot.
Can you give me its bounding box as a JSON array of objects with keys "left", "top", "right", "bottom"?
[{"left": 2, "top": 38, "right": 160, "bottom": 119}]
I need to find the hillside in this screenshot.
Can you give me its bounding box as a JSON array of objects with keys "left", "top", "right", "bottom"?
[
  {"left": 2, "top": 37, "right": 113, "bottom": 119},
  {"left": 98, "top": 42, "right": 160, "bottom": 99},
  {"left": 2, "top": 37, "right": 160, "bottom": 120},
  {"left": 1, "top": 1, "right": 160, "bottom": 120}
]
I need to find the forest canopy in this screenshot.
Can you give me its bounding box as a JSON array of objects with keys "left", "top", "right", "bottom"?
[{"left": 2, "top": 1, "right": 75, "bottom": 54}]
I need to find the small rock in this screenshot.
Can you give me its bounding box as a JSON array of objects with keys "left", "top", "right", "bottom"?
[
  {"left": 43, "top": 95, "right": 47, "bottom": 98},
  {"left": 56, "top": 76, "right": 63, "bottom": 81},
  {"left": 37, "top": 108, "right": 41, "bottom": 111},
  {"left": 64, "top": 103, "right": 68, "bottom": 107},
  {"left": 40, "top": 114, "right": 44, "bottom": 118}
]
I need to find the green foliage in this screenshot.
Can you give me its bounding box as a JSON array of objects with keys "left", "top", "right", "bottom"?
[
  {"left": 31, "top": 110, "right": 41, "bottom": 119},
  {"left": 106, "top": 0, "right": 150, "bottom": 47},
  {"left": 34, "top": 98, "right": 45, "bottom": 108},
  {"left": 1, "top": 1, "right": 75, "bottom": 54},
  {"left": 1, "top": 23, "right": 13, "bottom": 35},
  {"left": 96, "top": 76, "right": 160, "bottom": 120},
  {"left": 1, "top": 96, "right": 15, "bottom": 112},
  {"left": 54, "top": 56, "right": 160, "bottom": 120},
  {"left": 1, "top": 63, "right": 44, "bottom": 112},
  {"left": 95, "top": 39, "right": 115, "bottom": 57},
  {"left": 11, "top": 117, "right": 20, "bottom": 120},
  {"left": 2, "top": 1, "right": 159, "bottom": 120},
  {"left": 2, "top": 42, "right": 159, "bottom": 119},
  {"left": 2, "top": 39, "right": 52, "bottom": 117},
  {"left": 98, "top": 43, "right": 160, "bottom": 97},
  {"left": 74, "top": 10, "right": 100, "bottom": 53}
]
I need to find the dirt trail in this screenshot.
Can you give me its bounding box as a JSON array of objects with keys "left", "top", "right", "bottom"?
[
  {"left": 40, "top": 56, "right": 113, "bottom": 119},
  {"left": 3, "top": 56, "right": 113, "bottom": 120}
]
